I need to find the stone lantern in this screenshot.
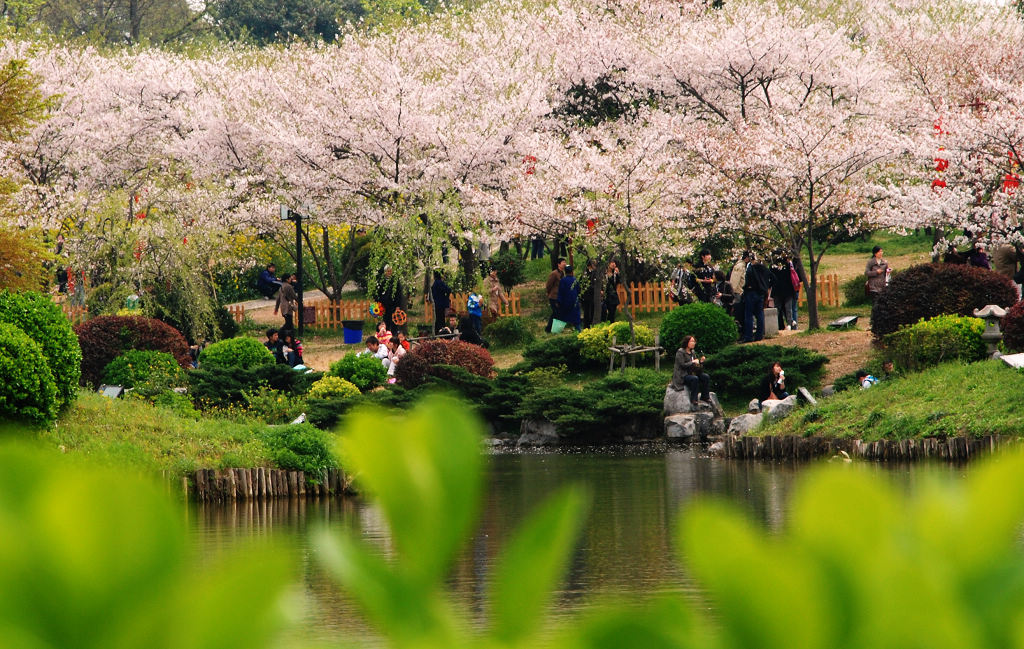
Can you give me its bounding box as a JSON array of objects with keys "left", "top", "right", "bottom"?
[{"left": 973, "top": 305, "right": 1007, "bottom": 358}]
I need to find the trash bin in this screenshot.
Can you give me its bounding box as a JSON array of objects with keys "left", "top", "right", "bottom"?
[{"left": 342, "top": 320, "right": 363, "bottom": 345}]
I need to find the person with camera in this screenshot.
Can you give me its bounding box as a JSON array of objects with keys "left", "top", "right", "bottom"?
[
  {"left": 670, "top": 335, "right": 712, "bottom": 410},
  {"left": 759, "top": 361, "right": 789, "bottom": 407}
]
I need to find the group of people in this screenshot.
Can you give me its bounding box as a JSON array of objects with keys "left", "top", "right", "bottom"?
[
  {"left": 263, "top": 327, "right": 304, "bottom": 368},
  {"left": 428, "top": 268, "right": 509, "bottom": 337},
  {"left": 543, "top": 258, "right": 621, "bottom": 333}
]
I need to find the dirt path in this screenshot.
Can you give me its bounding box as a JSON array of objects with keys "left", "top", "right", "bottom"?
[{"left": 758, "top": 327, "right": 875, "bottom": 384}]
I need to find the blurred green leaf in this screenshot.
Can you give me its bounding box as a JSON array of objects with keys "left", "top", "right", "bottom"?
[
  {"left": 489, "top": 486, "right": 588, "bottom": 645},
  {"left": 338, "top": 397, "right": 484, "bottom": 587}
]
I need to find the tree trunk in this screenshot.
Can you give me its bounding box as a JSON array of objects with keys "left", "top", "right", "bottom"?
[
  {"left": 802, "top": 239, "right": 820, "bottom": 330},
  {"left": 129, "top": 0, "right": 140, "bottom": 43}
]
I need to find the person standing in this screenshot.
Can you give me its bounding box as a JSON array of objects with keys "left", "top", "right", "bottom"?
[
  {"left": 693, "top": 250, "right": 716, "bottom": 303},
  {"left": 742, "top": 252, "right": 771, "bottom": 343},
  {"left": 467, "top": 289, "right": 484, "bottom": 336},
  {"left": 603, "top": 260, "right": 621, "bottom": 322},
  {"left": 771, "top": 255, "right": 797, "bottom": 331},
  {"left": 430, "top": 271, "right": 452, "bottom": 334},
  {"left": 669, "top": 260, "right": 695, "bottom": 305},
  {"left": 557, "top": 265, "right": 582, "bottom": 332},
  {"left": 865, "top": 246, "right": 889, "bottom": 299},
  {"left": 485, "top": 268, "right": 508, "bottom": 319},
  {"left": 582, "top": 259, "right": 600, "bottom": 327},
  {"left": 274, "top": 273, "right": 298, "bottom": 332},
  {"left": 968, "top": 243, "right": 991, "bottom": 270},
  {"left": 544, "top": 258, "right": 566, "bottom": 333}
]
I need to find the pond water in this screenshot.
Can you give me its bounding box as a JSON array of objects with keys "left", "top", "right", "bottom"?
[{"left": 187, "top": 444, "right": 966, "bottom": 645}]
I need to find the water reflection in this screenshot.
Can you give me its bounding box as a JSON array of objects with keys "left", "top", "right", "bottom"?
[{"left": 187, "top": 446, "right": 963, "bottom": 645}]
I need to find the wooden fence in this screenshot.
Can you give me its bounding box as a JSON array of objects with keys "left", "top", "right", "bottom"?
[
  {"left": 306, "top": 298, "right": 370, "bottom": 329},
  {"left": 183, "top": 467, "right": 351, "bottom": 502},
  {"left": 797, "top": 274, "right": 841, "bottom": 308},
  {"left": 226, "top": 304, "right": 245, "bottom": 323},
  {"left": 421, "top": 292, "right": 521, "bottom": 324},
  {"left": 617, "top": 282, "right": 676, "bottom": 318},
  {"left": 57, "top": 301, "right": 89, "bottom": 324}
]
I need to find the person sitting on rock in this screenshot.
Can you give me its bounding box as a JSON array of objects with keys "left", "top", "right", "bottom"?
[
  {"left": 670, "top": 335, "right": 711, "bottom": 411},
  {"left": 759, "top": 361, "right": 789, "bottom": 406}
]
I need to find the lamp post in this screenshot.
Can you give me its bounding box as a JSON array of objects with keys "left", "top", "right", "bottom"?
[{"left": 280, "top": 205, "right": 304, "bottom": 336}]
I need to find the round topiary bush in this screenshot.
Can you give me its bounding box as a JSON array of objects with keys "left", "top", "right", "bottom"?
[
  {"left": 483, "top": 316, "right": 535, "bottom": 348},
  {"left": 660, "top": 302, "right": 739, "bottom": 356},
  {"left": 199, "top": 336, "right": 273, "bottom": 371},
  {"left": 328, "top": 353, "right": 388, "bottom": 392},
  {"left": 74, "top": 315, "right": 191, "bottom": 388},
  {"left": 577, "top": 322, "right": 655, "bottom": 364},
  {"left": 101, "top": 350, "right": 186, "bottom": 390},
  {"left": 308, "top": 376, "right": 362, "bottom": 400},
  {"left": 0, "top": 322, "right": 58, "bottom": 426},
  {"left": 884, "top": 314, "right": 986, "bottom": 372},
  {"left": 394, "top": 340, "right": 494, "bottom": 387},
  {"left": 0, "top": 290, "right": 81, "bottom": 410},
  {"left": 870, "top": 263, "right": 1018, "bottom": 340},
  {"left": 1001, "top": 301, "right": 1024, "bottom": 353}
]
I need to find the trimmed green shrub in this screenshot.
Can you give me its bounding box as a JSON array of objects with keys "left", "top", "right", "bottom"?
[
  {"left": 74, "top": 315, "right": 190, "bottom": 388},
  {"left": 489, "top": 249, "right": 526, "bottom": 292},
  {"left": 308, "top": 376, "right": 362, "bottom": 400},
  {"left": 258, "top": 423, "right": 337, "bottom": 480},
  {"left": 518, "top": 334, "right": 586, "bottom": 372},
  {"left": 200, "top": 336, "right": 273, "bottom": 371},
  {"left": 660, "top": 302, "right": 738, "bottom": 356},
  {"left": 702, "top": 344, "right": 828, "bottom": 400},
  {"left": 520, "top": 365, "right": 569, "bottom": 390},
  {"left": 1001, "top": 301, "right": 1024, "bottom": 353},
  {"left": 870, "top": 263, "right": 1017, "bottom": 339},
  {"left": 841, "top": 274, "right": 872, "bottom": 307},
  {"left": 483, "top": 316, "right": 535, "bottom": 348},
  {"left": 578, "top": 322, "right": 655, "bottom": 363},
  {"left": 0, "top": 290, "right": 81, "bottom": 409},
  {"left": 884, "top": 314, "right": 986, "bottom": 372},
  {"left": 102, "top": 350, "right": 185, "bottom": 390},
  {"left": 328, "top": 353, "right": 388, "bottom": 392},
  {"left": 0, "top": 322, "right": 58, "bottom": 425}
]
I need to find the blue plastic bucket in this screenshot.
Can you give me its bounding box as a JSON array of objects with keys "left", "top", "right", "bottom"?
[{"left": 342, "top": 320, "right": 364, "bottom": 344}]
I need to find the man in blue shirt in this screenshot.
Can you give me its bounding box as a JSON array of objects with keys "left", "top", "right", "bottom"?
[{"left": 256, "top": 264, "right": 280, "bottom": 299}]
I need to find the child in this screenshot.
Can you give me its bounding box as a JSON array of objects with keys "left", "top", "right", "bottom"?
[
  {"left": 386, "top": 337, "right": 406, "bottom": 377},
  {"left": 397, "top": 330, "right": 411, "bottom": 351},
  {"left": 467, "top": 290, "right": 483, "bottom": 336},
  {"left": 375, "top": 321, "right": 392, "bottom": 347}
]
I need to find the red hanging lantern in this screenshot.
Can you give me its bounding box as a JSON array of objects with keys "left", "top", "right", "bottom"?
[
  {"left": 931, "top": 178, "right": 947, "bottom": 191},
  {"left": 586, "top": 218, "right": 598, "bottom": 233},
  {"left": 1003, "top": 173, "right": 1020, "bottom": 194},
  {"left": 135, "top": 211, "right": 146, "bottom": 220},
  {"left": 522, "top": 155, "right": 537, "bottom": 176}
]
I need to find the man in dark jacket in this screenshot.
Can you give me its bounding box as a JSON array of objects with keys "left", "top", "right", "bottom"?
[
  {"left": 771, "top": 255, "right": 797, "bottom": 331},
  {"left": 257, "top": 264, "right": 280, "bottom": 299},
  {"left": 741, "top": 252, "right": 773, "bottom": 343},
  {"left": 429, "top": 271, "right": 452, "bottom": 334}
]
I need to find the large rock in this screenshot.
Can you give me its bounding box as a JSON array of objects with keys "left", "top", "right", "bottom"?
[
  {"left": 748, "top": 398, "right": 762, "bottom": 413},
  {"left": 664, "top": 412, "right": 724, "bottom": 439},
  {"left": 517, "top": 419, "right": 559, "bottom": 446},
  {"left": 762, "top": 394, "right": 799, "bottom": 421},
  {"left": 663, "top": 385, "right": 692, "bottom": 415},
  {"left": 764, "top": 307, "right": 779, "bottom": 338},
  {"left": 727, "top": 413, "right": 763, "bottom": 436}
]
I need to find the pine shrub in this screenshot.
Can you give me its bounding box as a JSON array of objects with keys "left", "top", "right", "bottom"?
[
  {"left": 702, "top": 344, "right": 828, "bottom": 400},
  {"left": 518, "top": 334, "right": 586, "bottom": 371},
  {"left": 483, "top": 316, "right": 535, "bottom": 348},
  {"left": 870, "top": 263, "right": 1017, "bottom": 339}
]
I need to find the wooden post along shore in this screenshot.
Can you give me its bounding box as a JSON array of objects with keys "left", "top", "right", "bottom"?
[{"left": 179, "top": 467, "right": 352, "bottom": 502}]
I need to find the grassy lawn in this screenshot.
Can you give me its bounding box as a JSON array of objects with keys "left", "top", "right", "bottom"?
[
  {"left": 38, "top": 392, "right": 271, "bottom": 478},
  {"left": 760, "top": 360, "right": 1024, "bottom": 440}
]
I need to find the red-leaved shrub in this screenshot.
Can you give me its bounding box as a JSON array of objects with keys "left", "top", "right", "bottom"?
[
  {"left": 1002, "top": 301, "right": 1024, "bottom": 353},
  {"left": 870, "top": 263, "right": 1018, "bottom": 340},
  {"left": 74, "top": 315, "right": 191, "bottom": 387},
  {"left": 394, "top": 340, "right": 494, "bottom": 387}
]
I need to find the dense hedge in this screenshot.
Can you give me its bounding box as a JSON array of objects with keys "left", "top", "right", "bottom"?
[
  {"left": 394, "top": 340, "right": 494, "bottom": 387},
  {"left": 188, "top": 364, "right": 321, "bottom": 409},
  {"left": 200, "top": 336, "right": 273, "bottom": 371},
  {"left": 0, "top": 322, "right": 58, "bottom": 426},
  {"left": 1001, "top": 301, "right": 1024, "bottom": 353},
  {"left": 702, "top": 344, "right": 828, "bottom": 401},
  {"left": 870, "top": 264, "right": 1017, "bottom": 339},
  {"left": 101, "top": 350, "right": 185, "bottom": 390},
  {"left": 0, "top": 290, "right": 82, "bottom": 409},
  {"left": 75, "top": 315, "right": 190, "bottom": 387},
  {"left": 258, "top": 424, "right": 337, "bottom": 479},
  {"left": 328, "top": 353, "right": 388, "bottom": 392},
  {"left": 884, "top": 315, "right": 986, "bottom": 372},
  {"left": 660, "top": 303, "right": 738, "bottom": 356},
  {"left": 484, "top": 316, "right": 535, "bottom": 348}
]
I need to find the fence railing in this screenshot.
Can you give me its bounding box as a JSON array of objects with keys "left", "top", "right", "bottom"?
[
  {"left": 61, "top": 304, "right": 89, "bottom": 325},
  {"left": 617, "top": 282, "right": 677, "bottom": 317},
  {"left": 797, "top": 273, "right": 841, "bottom": 308},
  {"left": 421, "top": 292, "right": 521, "bottom": 324},
  {"left": 306, "top": 298, "right": 370, "bottom": 329},
  {"left": 226, "top": 304, "right": 245, "bottom": 323}
]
